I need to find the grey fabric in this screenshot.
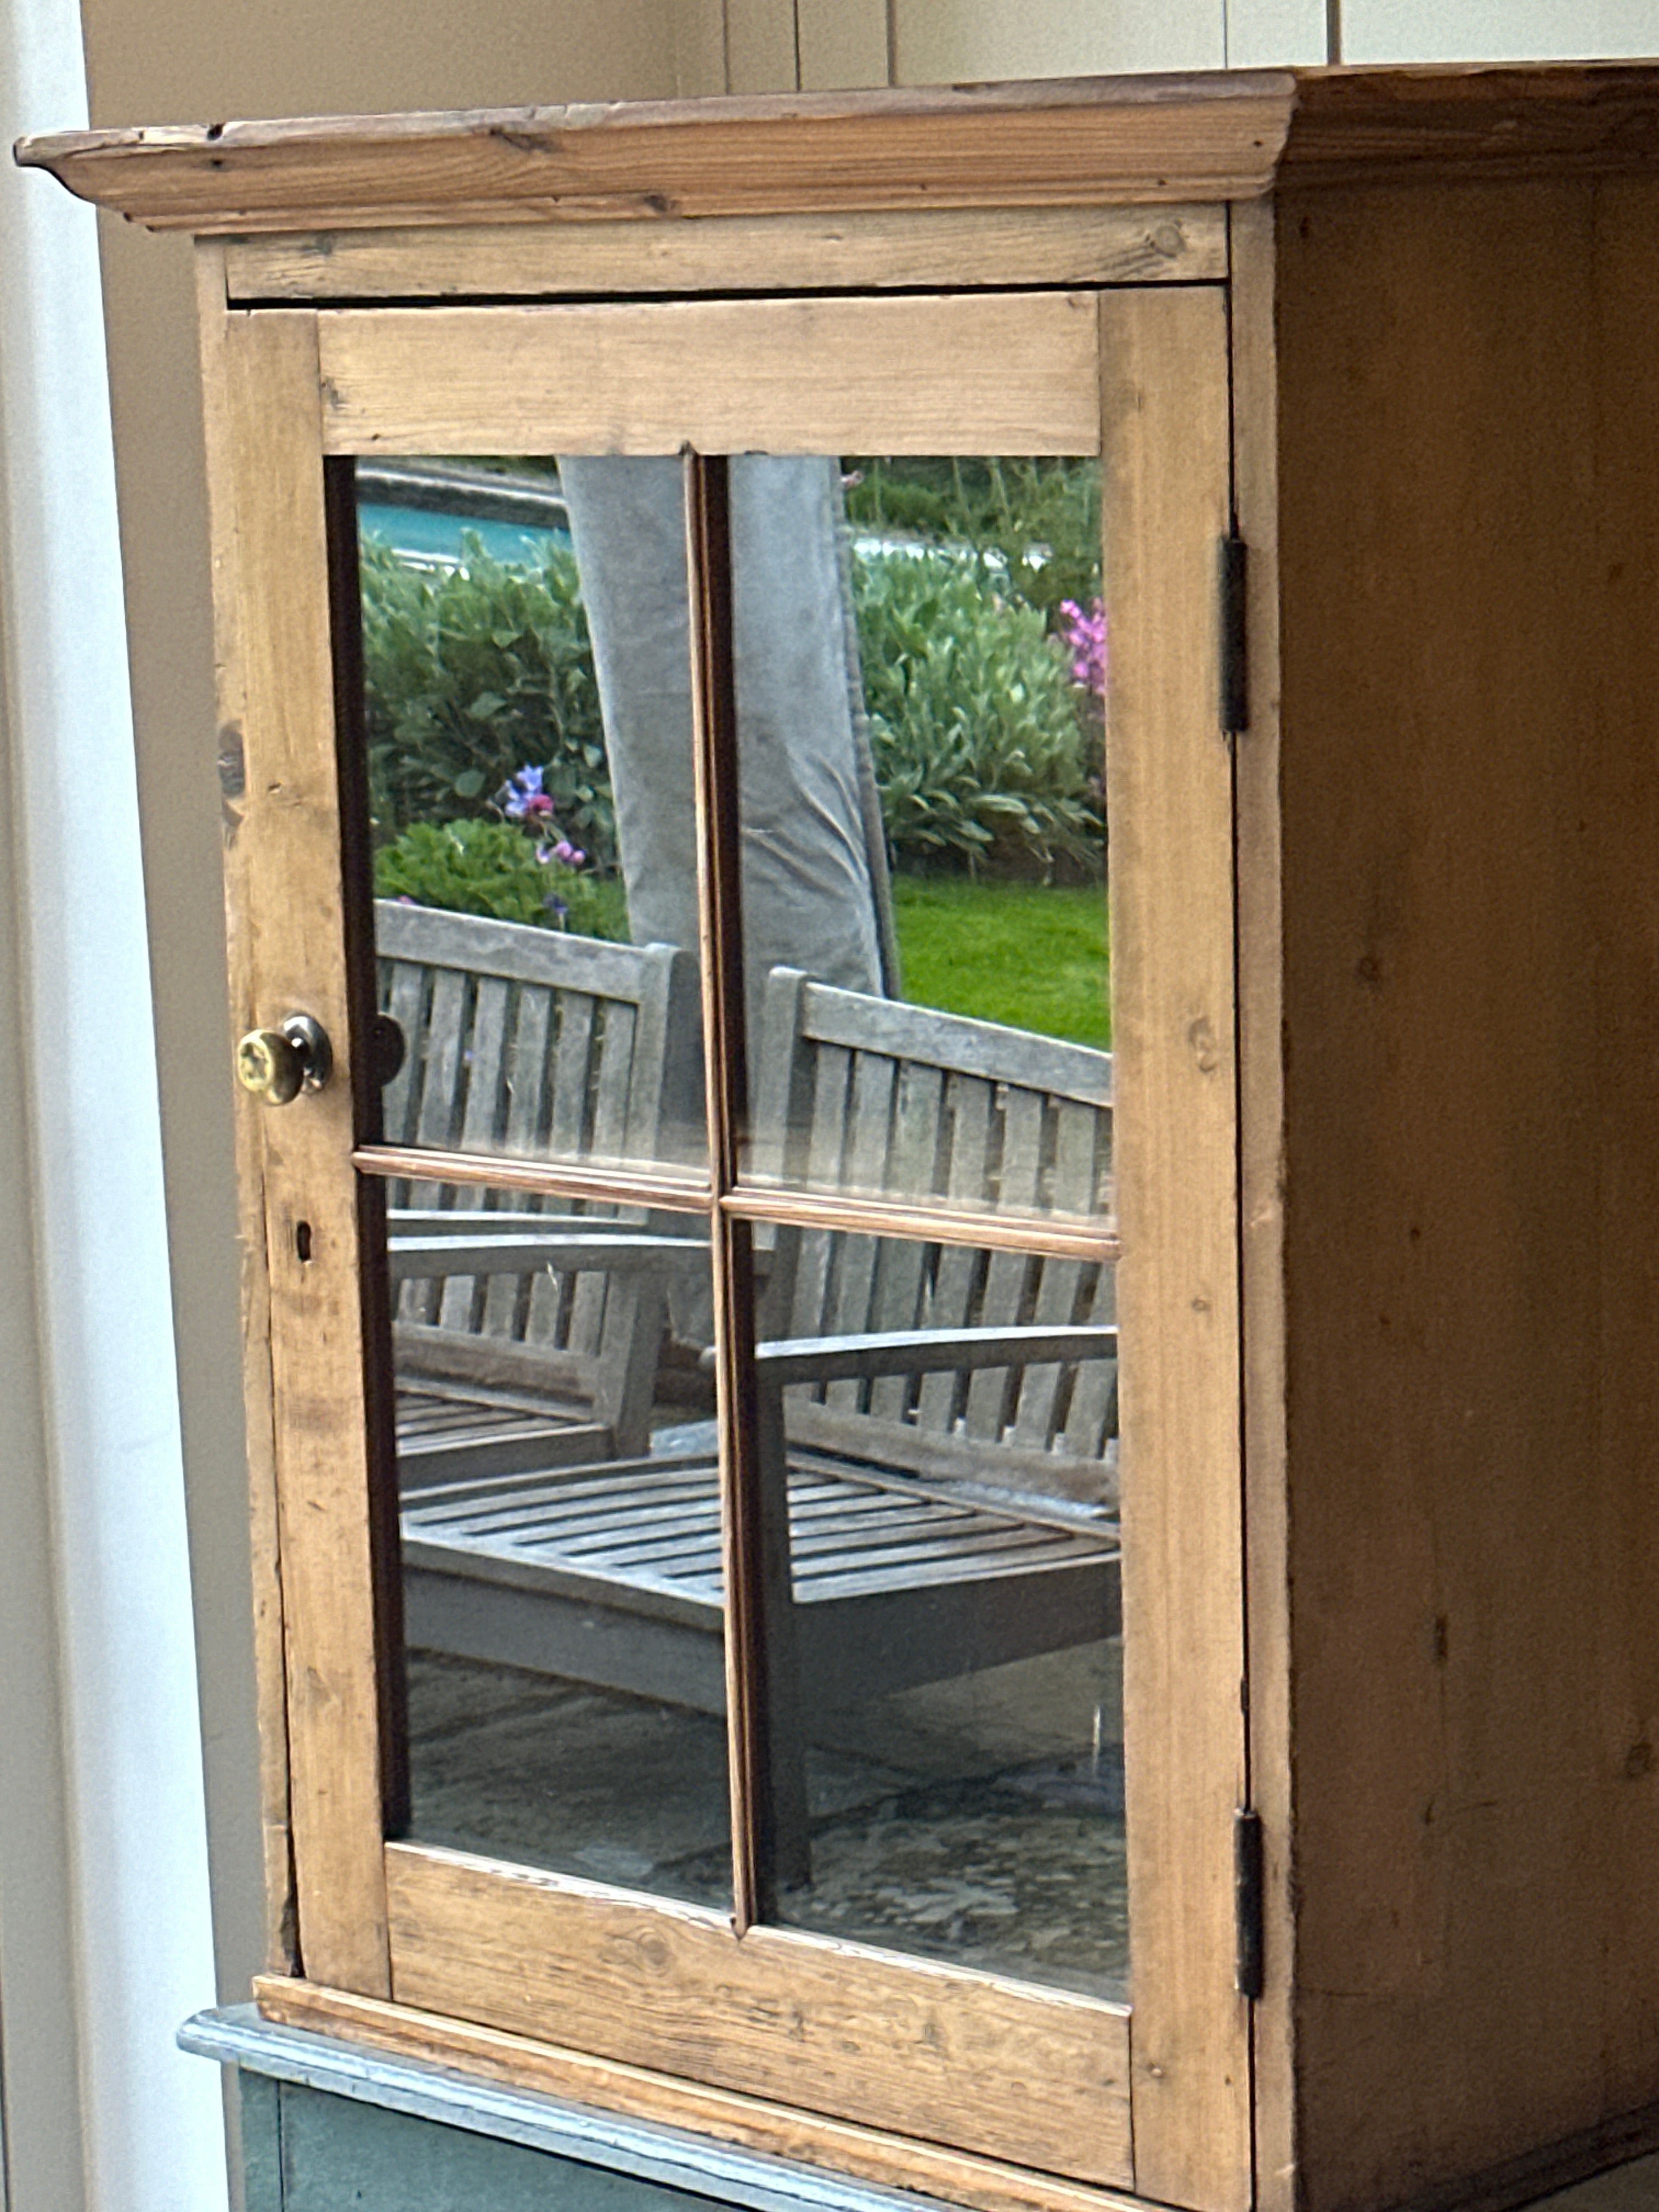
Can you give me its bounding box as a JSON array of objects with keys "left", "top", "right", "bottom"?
[{"left": 558, "top": 456, "right": 890, "bottom": 1039}]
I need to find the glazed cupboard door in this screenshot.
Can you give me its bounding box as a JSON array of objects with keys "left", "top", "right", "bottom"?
[{"left": 201, "top": 281, "right": 1248, "bottom": 2212}]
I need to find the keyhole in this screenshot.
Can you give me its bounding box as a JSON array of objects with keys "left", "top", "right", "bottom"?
[{"left": 295, "top": 1220, "right": 313, "bottom": 1263}]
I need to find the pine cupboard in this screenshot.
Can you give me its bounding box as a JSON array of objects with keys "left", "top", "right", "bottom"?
[{"left": 21, "top": 63, "right": 1659, "bottom": 2212}]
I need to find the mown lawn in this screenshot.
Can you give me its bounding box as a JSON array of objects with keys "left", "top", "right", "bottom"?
[{"left": 890, "top": 874, "right": 1110, "bottom": 1049}]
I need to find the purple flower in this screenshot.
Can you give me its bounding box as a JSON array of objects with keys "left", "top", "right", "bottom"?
[
  {"left": 1057, "top": 597, "right": 1108, "bottom": 703},
  {"left": 500, "top": 764, "right": 554, "bottom": 821}
]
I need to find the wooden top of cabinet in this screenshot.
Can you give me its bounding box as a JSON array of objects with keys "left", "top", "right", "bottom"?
[{"left": 16, "top": 63, "right": 1659, "bottom": 234}]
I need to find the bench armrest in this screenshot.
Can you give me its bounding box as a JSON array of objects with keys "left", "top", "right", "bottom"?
[
  {"left": 389, "top": 1231, "right": 708, "bottom": 1282},
  {"left": 701, "top": 1322, "right": 1116, "bottom": 1387}
]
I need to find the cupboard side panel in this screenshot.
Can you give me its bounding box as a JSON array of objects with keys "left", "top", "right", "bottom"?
[
  {"left": 1585, "top": 171, "right": 1659, "bottom": 2132},
  {"left": 213, "top": 306, "right": 391, "bottom": 1994},
  {"left": 1274, "top": 178, "right": 1639, "bottom": 2210},
  {"left": 1101, "top": 285, "right": 1250, "bottom": 2212}
]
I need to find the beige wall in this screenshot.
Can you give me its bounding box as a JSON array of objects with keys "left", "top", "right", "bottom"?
[
  {"left": 730, "top": 0, "right": 1659, "bottom": 84},
  {"left": 1339, "top": 1, "right": 1659, "bottom": 61}
]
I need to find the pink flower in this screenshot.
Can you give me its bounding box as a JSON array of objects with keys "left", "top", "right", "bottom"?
[{"left": 536, "top": 839, "right": 585, "bottom": 870}]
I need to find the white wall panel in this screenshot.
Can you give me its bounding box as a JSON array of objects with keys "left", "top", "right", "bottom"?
[
  {"left": 1227, "top": 0, "right": 1330, "bottom": 63},
  {"left": 799, "top": 0, "right": 889, "bottom": 89},
  {"left": 2, "top": 1, "right": 227, "bottom": 2205},
  {"left": 673, "top": 0, "right": 729, "bottom": 94},
  {"left": 1342, "top": 1, "right": 1659, "bottom": 60},
  {"left": 892, "top": 0, "right": 1226, "bottom": 83},
  {"left": 726, "top": 0, "right": 799, "bottom": 89}
]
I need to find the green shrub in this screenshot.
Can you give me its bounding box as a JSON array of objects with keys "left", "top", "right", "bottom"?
[
  {"left": 359, "top": 534, "right": 616, "bottom": 873},
  {"left": 852, "top": 549, "right": 1103, "bottom": 877},
  {"left": 374, "top": 819, "right": 629, "bottom": 939},
  {"left": 844, "top": 458, "right": 1102, "bottom": 627},
  {"left": 359, "top": 496, "right": 1104, "bottom": 896}
]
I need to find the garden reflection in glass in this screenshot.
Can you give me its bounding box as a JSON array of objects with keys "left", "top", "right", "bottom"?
[
  {"left": 750, "top": 1222, "right": 1124, "bottom": 1999},
  {"left": 733, "top": 455, "right": 1110, "bottom": 1226},
  {"left": 730, "top": 458, "right": 1122, "bottom": 1995},
  {"left": 386, "top": 1187, "right": 732, "bottom": 1908},
  {"left": 359, "top": 456, "right": 706, "bottom": 1178},
  {"left": 358, "top": 450, "right": 1121, "bottom": 1970}
]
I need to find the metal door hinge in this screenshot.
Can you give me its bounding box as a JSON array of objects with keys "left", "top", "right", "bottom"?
[
  {"left": 1234, "top": 1807, "right": 1265, "bottom": 2000},
  {"left": 1220, "top": 533, "right": 1249, "bottom": 737}
]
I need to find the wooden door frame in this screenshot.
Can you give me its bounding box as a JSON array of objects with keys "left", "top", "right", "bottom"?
[{"left": 198, "top": 274, "right": 1249, "bottom": 2211}]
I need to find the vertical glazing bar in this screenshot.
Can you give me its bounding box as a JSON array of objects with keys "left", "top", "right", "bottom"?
[
  {"left": 684, "top": 449, "right": 802, "bottom": 1929},
  {"left": 322, "top": 452, "right": 409, "bottom": 1841}
]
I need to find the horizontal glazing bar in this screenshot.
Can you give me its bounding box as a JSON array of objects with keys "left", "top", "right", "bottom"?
[
  {"left": 724, "top": 1185, "right": 1119, "bottom": 1264},
  {"left": 355, "top": 1144, "right": 714, "bottom": 1217}
]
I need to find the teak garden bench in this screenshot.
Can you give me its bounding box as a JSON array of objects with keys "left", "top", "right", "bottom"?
[
  {"left": 397, "top": 961, "right": 1120, "bottom": 1872},
  {"left": 376, "top": 900, "right": 703, "bottom": 1476},
  {"left": 750, "top": 966, "right": 1116, "bottom": 1507}
]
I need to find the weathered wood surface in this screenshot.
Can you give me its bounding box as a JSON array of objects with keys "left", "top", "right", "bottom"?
[
  {"left": 748, "top": 969, "right": 1111, "bottom": 1211},
  {"left": 402, "top": 1444, "right": 1117, "bottom": 1708},
  {"left": 395, "top": 1386, "right": 611, "bottom": 1489},
  {"left": 316, "top": 295, "right": 1102, "bottom": 458},
  {"left": 399, "top": 971, "right": 1121, "bottom": 1866},
  {"left": 1281, "top": 64, "right": 1659, "bottom": 186},
  {"left": 753, "top": 1320, "right": 1115, "bottom": 1386},
  {"left": 377, "top": 901, "right": 703, "bottom": 1460},
  {"left": 16, "top": 74, "right": 1295, "bottom": 232},
  {"left": 206, "top": 307, "right": 392, "bottom": 1995},
  {"left": 29, "top": 69, "right": 1659, "bottom": 238},
  {"left": 749, "top": 968, "right": 1118, "bottom": 1504},
  {"left": 383, "top": 1844, "right": 1134, "bottom": 2185},
  {"left": 360, "top": 1144, "right": 710, "bottom": 1212},
  {"left": 195, "top": 244, "right": 300, "bottom": 1976},
  {"left": 224, "top": 205, "right": 1226, "bottom": 303},
  {"left": 727, "top": 1184, "right": 1120, "bottom": 1263},
  {"left": 1099, "top": 283, "right": 1248, "bottom": 2209},
  {"left": 377, "top": 902, "right": 702, "bottom": 1173},
  {"left": 1227, "top": 191, "right": 1297, "bottom": 2212},
  {"left": 388, "top": 1229, "right": 704, "bottom": 1281},
  {"left": 1271, "top": 172, "right": 1659, "bottom": 2212},
  {"left": 254, "top": 1976, "right": 1146, "bottom": 2212}
]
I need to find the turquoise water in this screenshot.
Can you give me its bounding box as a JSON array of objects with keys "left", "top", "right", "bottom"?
[{"left": 358, "top": 501, "right": 569, "bottom": 571}]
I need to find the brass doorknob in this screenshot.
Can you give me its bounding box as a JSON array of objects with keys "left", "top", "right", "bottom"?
[{"left": 235, "top": 1013, "right": 333, "bottom": 1105}]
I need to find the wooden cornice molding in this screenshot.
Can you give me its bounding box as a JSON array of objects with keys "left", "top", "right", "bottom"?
[
  {"left": 15, "top": 74, "right": 1298, "bottom": 234},
  {"left": 15, "top": 63, "right": 1659, "bottom": 236}
]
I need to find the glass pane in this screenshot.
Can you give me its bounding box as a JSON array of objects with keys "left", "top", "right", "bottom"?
[
  {"left": 356, "top": 457, "right": 706, "bottom": 1177},
  {"left": 379, "top": 1176, "right": 730, "bottom": 1908},
  {"left": 732, "top": 455, "right": 1110, "bottom": 1227},
  {"left": 752, "top": 1224, "right": 1122, "bottom": 1998}
]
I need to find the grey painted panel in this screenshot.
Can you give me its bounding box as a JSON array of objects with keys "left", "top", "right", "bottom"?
[
  {"left": 239, "top": 2074, "right": 283, "bottom": 2212},
  {"left": 278, "top": 2083, "right": 704, "bottom": 2212},
  {"left": 183, "top": 2010, "right": 955, "bottom": 2212}
]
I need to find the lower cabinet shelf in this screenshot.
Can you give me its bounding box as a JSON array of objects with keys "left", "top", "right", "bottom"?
[{"left": 188, "top": 2005, "right": 1017, "bottom": 2212}]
